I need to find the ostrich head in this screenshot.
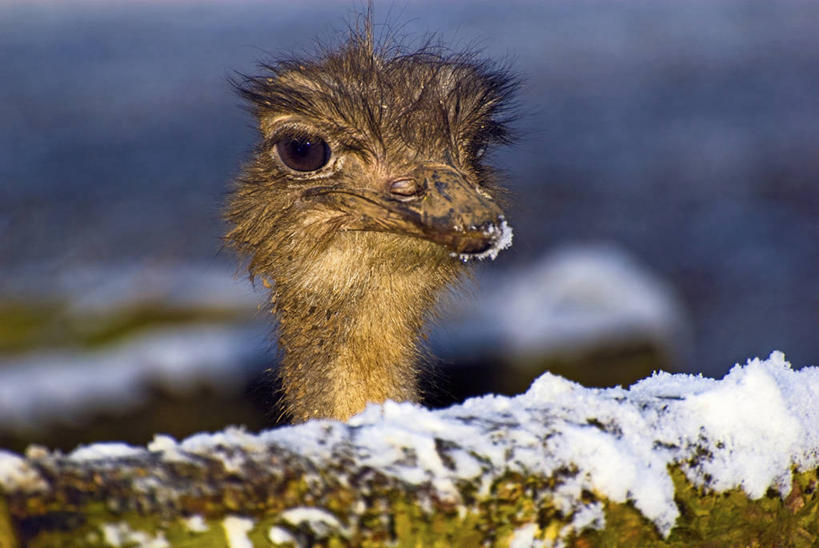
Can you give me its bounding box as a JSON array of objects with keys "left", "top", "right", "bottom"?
[{"left": 226, "top": 26, "right": 517, "bottom": 422}]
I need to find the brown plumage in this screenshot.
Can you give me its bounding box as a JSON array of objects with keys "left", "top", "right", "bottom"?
[{"left": 226, "top": 24, "right": 517, "bottom": 422}]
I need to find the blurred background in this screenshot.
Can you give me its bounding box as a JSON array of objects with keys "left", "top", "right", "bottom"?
[{"left": 1, "top": 0, "right": 817, "bottom": 452}]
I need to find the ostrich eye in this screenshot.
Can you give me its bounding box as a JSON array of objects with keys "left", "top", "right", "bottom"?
[{"left": 275, "top": 136, "right": 330, "bottom": 172}]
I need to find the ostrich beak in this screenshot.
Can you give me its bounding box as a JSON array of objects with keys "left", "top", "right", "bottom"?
[{"left": 302, "top": 165, "right": 513, "bottom": 260}]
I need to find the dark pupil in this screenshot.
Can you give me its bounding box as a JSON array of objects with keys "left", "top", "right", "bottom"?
[{"left": 277, "top": 137, "right": 329, "bottom": 172}]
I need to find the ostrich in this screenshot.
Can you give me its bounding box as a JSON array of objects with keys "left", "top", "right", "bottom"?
[{"left": 226, "top": 25, "right": 517, "bottom": 423}]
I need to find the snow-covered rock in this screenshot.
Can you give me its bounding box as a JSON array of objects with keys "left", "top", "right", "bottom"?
[
  {"left": 434, "top": 244, "right": 686, "bottom": 365},
  {"left": 2, "top": 351, "right": 816, "bottom": 544}
]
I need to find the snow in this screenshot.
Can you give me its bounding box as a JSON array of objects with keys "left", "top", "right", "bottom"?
[
  {"left": 2, "top": 351, "right": 817, "bottom": 542},
  {"left": 183, "top": 515, "right": 209, "bottom": 533},
  {"left": 325, "top": 351, "right": 816, "bottom": 537},
  {"left": 628, "top": 352, "right": 818, "bottom": 498},
  {"left": 222, "top": 516, "right": 255, "bottom": 548},
  {"left": 435, "top": 244, "right": 685, "bottom": 364},
  {"left": 0, "top": 450, "right": 47, "bottom": 493},
  {"left": 100, "top": 522, "right": 170, "bottom": 548},
  {"left": 268, "top": 526, "right": 298, "bottom": 545},
  {"left": 279, "top": 507, "right": 349, "bottom": 538},
  {"left": 0, "top": 324, "right": 266, "bottom": 430},
  {"left": 157, "top": 426, "right": 270, "bottom": 474},
  {"left": 69, "top": 442, "right": 147, "bottom": 462},
  {"left": 496, "top": 245, "right": 680, "bottom": 351},
  {"left": 509, "top": 523, "right": 541, "bottom": 548},
  {"left": 455, "top": 216, "right": 514, "bottom": 262}
]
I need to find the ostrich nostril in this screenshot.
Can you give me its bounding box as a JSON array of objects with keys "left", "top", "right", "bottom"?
[{"left": 389, "top": 177, "right": 421, "bottom": 198}]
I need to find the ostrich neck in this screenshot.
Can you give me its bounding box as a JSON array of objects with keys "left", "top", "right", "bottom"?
[{"left": 273, "top": 241, "right": 453, "bottom": 422}]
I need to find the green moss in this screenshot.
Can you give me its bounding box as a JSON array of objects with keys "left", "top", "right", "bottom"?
[
  {"left": 575, "top": 467, "right": 819, "bottom": 547},
  {"left": 24, "top": 513, "right": 230, "bottom": 548},
  {"left": 0, "top": 300, "right": 247, "bottom": 355},
  {"left": 0, "top": 302, "right": 62, "bottom": 355},
  {"left": 73, "top": 305, "right": 245, "bottom": 349},
  {"left": 0, "top": 496, "right": 20, "bottom": 548},
  {"left": 10, "top": 467, "right": 819, "bottom": 546}
]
